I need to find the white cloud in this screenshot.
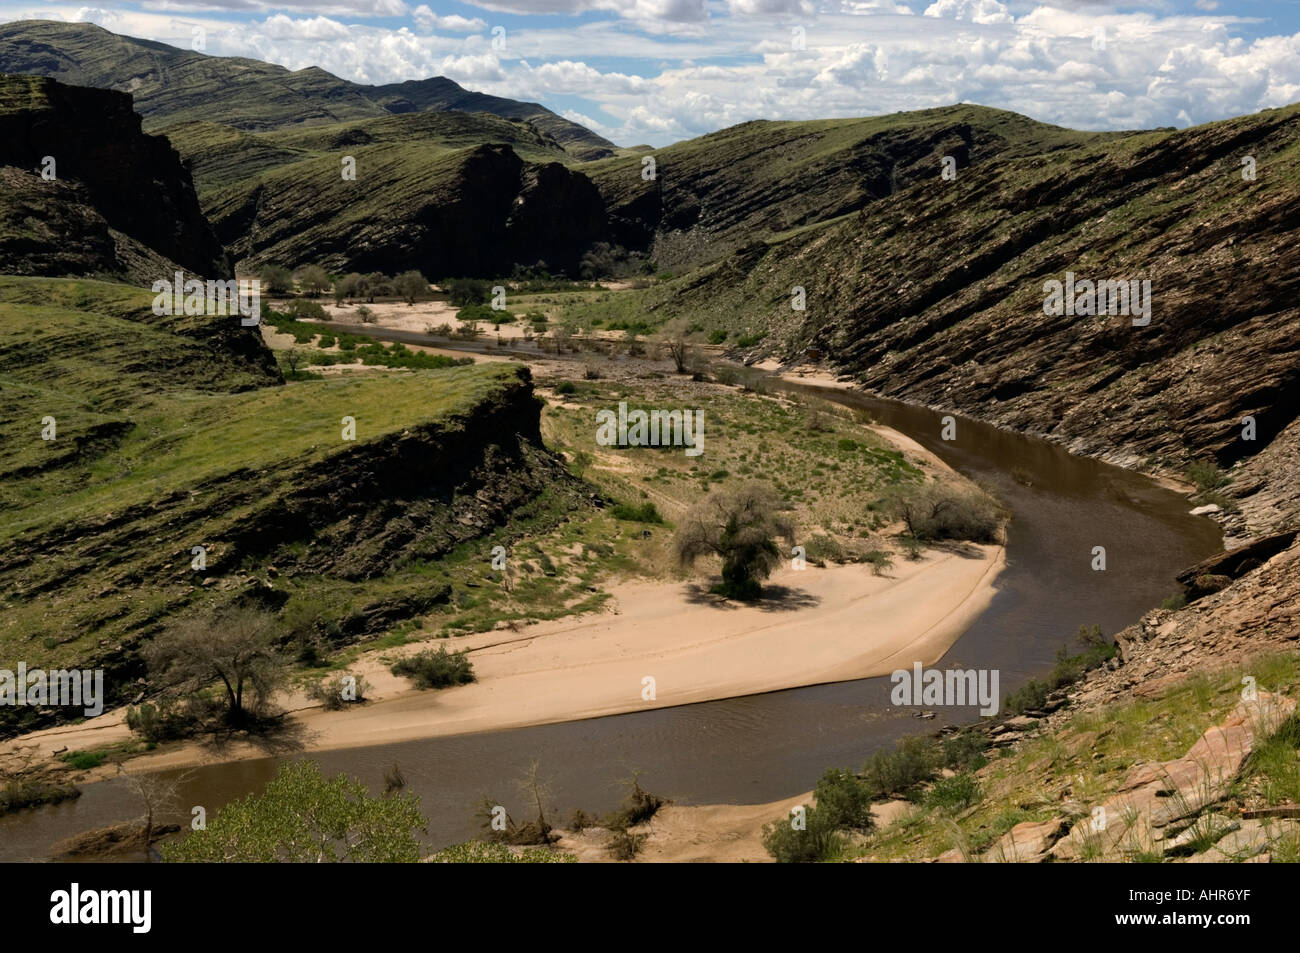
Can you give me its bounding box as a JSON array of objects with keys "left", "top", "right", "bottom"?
[
  {"left": 924, "top": 0, "right": 1013, "bottom": 26},
  {"left": 412, "top": 5, "right": 487, "bottom": 33}
]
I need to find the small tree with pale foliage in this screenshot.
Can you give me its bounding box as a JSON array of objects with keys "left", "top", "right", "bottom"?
[{"left": 675, "top": 482, "right": 795, "bottom": 600}]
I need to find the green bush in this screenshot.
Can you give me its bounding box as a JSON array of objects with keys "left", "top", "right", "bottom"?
[
  {"left": 707, "top": 329, "right": 728, "bottom": 344},
  {"left": 610, "top": 501, "right": 663, "bottom": 523},
  {"left": 761, "top": 805, "right": 843, "bottom": 863},
  {"left": 862, "top": 735, "right": 937, "bottom": 798},
  {"left": 61, "top": 750, "right": 105, "bottom": 770},
  {"left": 309, "top": 673, "right": 371, "bottom": 711},
  {"left": 940, "top": 731, "right": 989, "bottom": 771},
  {"left": 889, "top": 484, "right": 1001, "bottom": 544},
  {"left": 925, "top": 773, "right": 982, "bottom": 813},
  {"left": 1004, "top": 679, "right": 1049, "bottom": 716},
  {"left": 391, "top": 646, "right": 475, "bottom": 690},
  {"left": 285, "top": 298, "right": 328, "bottom": 321},
  {"left": 126, "top": 700, "right": 198, "bottom": 742},
  {"left": 812, "top": 768, "right": 875, "bottom": 831},
  {"left": 555, "top": 381, "right": 577, "bottom": 395},
  {"left": 863, "top": 550, "right": 894, "bottom": 575},
  {"left": 1186, "top": 459, "right": 1229, "bottom": 492},
  {"left": 802, "top": 534, "right": 844, "bottom": 565}
]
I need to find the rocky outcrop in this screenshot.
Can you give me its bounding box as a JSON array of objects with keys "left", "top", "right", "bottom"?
[
  {"left": 208, "top": 143, "right": 608, "bottom": 277},
  {"left": 0, "top": 73, "right": 227, "bottom": 279}
]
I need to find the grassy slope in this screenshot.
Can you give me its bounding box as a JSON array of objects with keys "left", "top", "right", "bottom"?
[
  {"left": 579, "top": 105, "right": 1122, "bottom": 269},
  {"left": 164, "top": 111, "right": 573, "bottom": 198},
  {"left": 854, "top": 651, "right": 1300, "bottom": 863},
  {"left": 0, "top": 19, "right": 614, "bottom": 160},
  {"left": 0, "top": 275, "right": 564, "bottom": 686}
]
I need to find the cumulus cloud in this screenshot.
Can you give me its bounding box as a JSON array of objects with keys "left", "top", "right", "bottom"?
[
  {"left": 6, "top": 0, "right": 1299, "bottom": 149},
  {"left": 412, "top": 5, "right": 487, "bottom": 33}
]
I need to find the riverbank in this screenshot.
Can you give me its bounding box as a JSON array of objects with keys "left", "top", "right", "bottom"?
[{"left": 3, "top": 541, "right": 1003, "bottom": 776}]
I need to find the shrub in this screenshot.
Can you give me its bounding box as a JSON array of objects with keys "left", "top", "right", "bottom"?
[
  {"left": 444, "top": 278, "right": 489, "bottom": 307},
  {"left": 606, "top": 829, "right": 648, "bottom": 860},
  {"left": 707, "top": 329, "right": 728, "bottom": 344},
  {"left": 390, "top": 646, "right": 475, "bottom": 690},
  {"left": 309, "top": 673, "right": 371, "bottom": 711},
  {"left": 285, "top": 298, "right": 327, "bottom": 321},
  {"left": 611, "top": 501, "right": 663, "bottom": 524},
  {"left": 802, "top": 534, "right": 844, "bottom": 565},
  {"left": 863, "top": 550, "right": 894, "bottom": 575},
  {"left": 1161, "top": 591, "right": 1188, "bottom": 611},
  {"left": 888, "top": 483, "right": 1000, "bottom": 543},
  {"left": 761, "top": 805, "right": 843, "bottom": 863},
  {"left": 555, "top": 381, "right": 577, "bottom": 395},
  {"left": 862, "top": 735, "right": 936, "bottom": 798},
  {"left": 812, "top": 768, "right": 875, "bottom": 831},
  {"left": 1186, "top": 459, "right": 1229, "bottom": 492},
  {"left": 925, "top": 773, "right": 981, "bottom": 813},
  {"left": 940, "top": 732, "right": 989, "bottom": 771},
  {"left": 1004, "top": 679, "right": 1049, "bottom": 716},
  {"left": 62, "top": 750, "right": 106, "bottom": 770},
  {"left": 126, "top": 699, "right": 200, "bottom": 743}
]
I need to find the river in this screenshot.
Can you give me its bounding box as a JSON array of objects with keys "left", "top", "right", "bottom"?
[{"left": 0, "top": 378, "right": 1222, "bottom": 861}]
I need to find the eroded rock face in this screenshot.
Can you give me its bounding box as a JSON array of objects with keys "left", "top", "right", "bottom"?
[
  {"left": 209, "top": 144, "right": 608, "bottom": 278},
  {"left": 1049, "top": 693, "right": 1295, "bottom": 861},
  {"left": 0, "top": 74, "right": 227, "bottom": 279}
]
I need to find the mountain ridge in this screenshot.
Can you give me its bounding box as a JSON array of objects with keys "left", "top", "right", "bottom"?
[{"left": 0, "top": 19, "right": 617, "bottom": 160}]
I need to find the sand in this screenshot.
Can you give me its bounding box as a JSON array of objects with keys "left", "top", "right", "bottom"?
[{"left": 5, "top": 541, "right": 1003, "bottom": 776}]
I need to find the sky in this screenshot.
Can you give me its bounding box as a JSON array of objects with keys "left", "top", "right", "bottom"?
[{"left": 1, "top": 1, "right": 1298, "bottom": 146}]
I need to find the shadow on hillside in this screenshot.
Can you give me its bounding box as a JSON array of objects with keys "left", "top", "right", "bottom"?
[{"left": 681, "top": 582, "right": 821, "bottom": 612}]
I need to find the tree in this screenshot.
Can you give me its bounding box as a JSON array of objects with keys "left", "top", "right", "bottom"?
[
  {"left": 258, "top": 264, "right": 294, "bottom": 295},
  {"left": 444, "top": 277, "right": 489, "bottom": 307},
  {"left": 143, "top": 605, "right": 287, "bottom": 727},
  {"left": 284, "top": 348, "right": 302, "bottom": 378},
  {"left": 886, "top": 482, "right": 1000, "bottom": 544},
  {"left": 394, "top": 270, "right": 429, "bottom": 305},
  {"left": 658, "top": 319, "right": 693, "bottom": 373},
  {"left": 334, "top": 272, "right": 368, "bottom": 305},
  {"left": 364, "top": 272, "right": 391, "bottom": 302},
  {"left": 356, "top": 305, "right": 376, "bottom": 324},
  {"left": 118, "top": 766, "right": 189, "bottom": 853},
  {"left": 295, "top": 265, "right": 330, "bottom": 297},
  {"left": 161, "top": 761, "right": 426, "bottom": 862},
  {"left": 675, "top": 482, "right": 795, "bottom": 600}
]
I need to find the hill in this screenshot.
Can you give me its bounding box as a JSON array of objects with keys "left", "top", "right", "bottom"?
[
  {"left": 582, "top": 105, "right": 1124, "bottom": 271},
  {"left": 0, "top": 19, "right": 616, "bottom": 161},
  {"left": 0, "top": 276, "right": 588, "bottom": 737},
  {"left": 0, "top": 73, "right": 226, "bottom": 280}
]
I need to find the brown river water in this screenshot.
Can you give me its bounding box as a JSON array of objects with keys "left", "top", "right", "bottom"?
[{"left": 0, "top": 380, "right": 1222, "bottom": 861}]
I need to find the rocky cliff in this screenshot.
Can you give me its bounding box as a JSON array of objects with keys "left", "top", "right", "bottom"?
[
  {"left": 0, "top": 73, "right": 227, "bottom": 280},
  {"left": 207, "top": 143, "right": 608, "bottom": 277}
]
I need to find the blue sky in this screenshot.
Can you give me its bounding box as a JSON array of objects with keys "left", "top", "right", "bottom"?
[{"left": 2, "top": 1, "right": 1298, "bottom": 145}]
